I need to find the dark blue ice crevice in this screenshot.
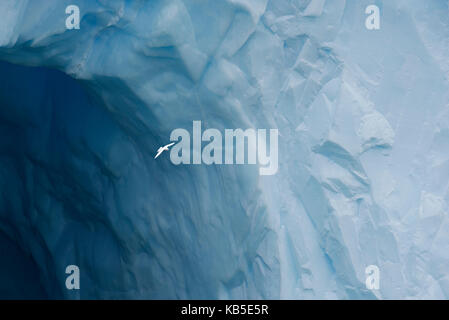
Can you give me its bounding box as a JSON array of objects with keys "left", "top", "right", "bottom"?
[
  {"left": 0, "top": 59, "right": 277, "bottom": 299},
  {"left": 0, "top": 61, "right": 128, "bottom": 298},
  {"left": 0, "top": 231, "right": 49, "bottom": 299}
]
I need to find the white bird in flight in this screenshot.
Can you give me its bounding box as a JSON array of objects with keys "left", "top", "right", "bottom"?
[{"left": 154, "top": 142, "right": 175, "bottom": 159}]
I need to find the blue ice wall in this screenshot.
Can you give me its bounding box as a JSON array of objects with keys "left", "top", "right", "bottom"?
[{"left": 0, "top": 0, "right": 449, "bottom": 299}]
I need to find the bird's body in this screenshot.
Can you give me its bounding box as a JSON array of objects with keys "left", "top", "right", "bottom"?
[{"left": 154, "top": 142, "right": 175, "bottom": 159}]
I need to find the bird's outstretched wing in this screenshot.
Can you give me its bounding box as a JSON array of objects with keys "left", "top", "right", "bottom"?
[
  {"left": 154, "top": 147, "right": 164, "bottom": 159},
  {"left": 154, "top": 142, "right": 175, "bottom": 159}
]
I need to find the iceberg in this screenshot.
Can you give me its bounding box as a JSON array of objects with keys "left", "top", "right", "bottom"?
[{"left": 0, "top": 0, "right": 448, "bottom": 299}]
